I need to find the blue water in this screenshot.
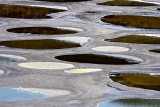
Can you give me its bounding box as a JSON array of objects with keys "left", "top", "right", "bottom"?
[
  {"left": 0, "top": 88, "right": 46, "bottom": 101},
  {"left": 98, "top": 99, "right": 160, "bottom": 107}
]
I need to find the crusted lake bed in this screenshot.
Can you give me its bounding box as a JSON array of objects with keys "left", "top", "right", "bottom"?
[{"left": 0, "top": 0, "right": 160, "bottom": 107}]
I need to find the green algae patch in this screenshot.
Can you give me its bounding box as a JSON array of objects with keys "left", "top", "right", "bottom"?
[
  {"left": 0, "top": 4, "right": 65, "bottom": 19},
  {"left": 97, "top": 0, "right": 157, "bottom": 6},
  {"left": 7, "top": 27, "right": 78, "bottom": 35},
  {"left": 34, "top": 0, "right": 90, "bottom": 2},
  {"left": 55, "top": 54, "right": 141, "bottom": 65},
  {"left": 106, "top": 35, "right": 160, "bottom": 44},
  {"left": 101, "top": 15, "right": 160, "bottom": 29},
  {"left": 0, "top": 39, "right": 81, "bottom": 49},
  {"left": 110, "top": 73, "right": 160, "bottom": 91}
]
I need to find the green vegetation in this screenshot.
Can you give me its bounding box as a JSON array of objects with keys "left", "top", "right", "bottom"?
[
  {"left": 97, "top": 0, "right": 156, "bottom": 6},
  {"left": 34, "top": 0, "right": 90, "bottom": 2},
  {"left": 101, "top": 15, "right": 160, "bottom": 29},
  {"left": 0, "top": 39, "right": 81, "bottom": 49},
  {"left": 7, "top": 27, "right": 78, "bottom": 35},
  {"left": 55, "top": 54, "right": 140, "bottom": 65},
  {"left": 106, "top": 35, "right": 160, "bottom": 44},
  {"left": 110, "top": 73, "right": 160, "bottom": 91},
  {"left": 0, "top": 4, "right": 65, "bottom": 19}
]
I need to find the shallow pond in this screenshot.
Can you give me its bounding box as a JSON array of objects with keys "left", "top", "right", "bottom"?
[
  {"left": 0, "top": 88, "right": 46, "bottom": 101},
  {"left": 101, "top": 15, "right": 160, "bottom": 29},
  {"left": 150, "top": 49, "right": 160, "bottom": 53},
  {"left": 106, "top": 35, "right": 160, "bottom": 44},
  {"left": 65, "top": 68, "right": 102, "bottom": 73},
  {"left": 0, "top": 39, "right": 80, "bottom": 49},
  {"left": 109, "top": 73, "right": 160, "bottom": 91},
  {"left": 92, "top": 46, "right": 129, "bottom": 53},
  {"left": 55, "top": 54, "right": 142, "bottom": 65},
  {"left": 97, "top": 0, "right": 156, "bottom": 6},
  {"left": 18, "top": 62, "right": 74, "bottom": 70},
  {"left": 98, "top": 99, "right": 160, "bottom": 107},
  {"left": 7, "top": 27, "right": 78, "bottom": 35},
  {"left": 0, "top": 4, "right": 65, "bottom": 19}
]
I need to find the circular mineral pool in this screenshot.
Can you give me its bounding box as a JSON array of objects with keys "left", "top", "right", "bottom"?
[
  {"left": 0, "top": 39, "right": 81, "bottom": 49},
  {"left": 18, "top": 62, "right": 74, "bottom": 70},
  {"left": 106, "top": 35, "right": 160, "bottom": 44},
  {"left": 0, "top": 87, "right": 46, "bottom": 101},
  {"left": 0, "top": 87, "right": 70, "bottom": 101},
  {"left": 97, "top": 0, "right": 157, "bottom": 6},
  {"left": 65, "top": 68, "right": 102, "bottom": 73},
  {"left": 0, "top": 4, "right": 66, "bottom": 19},
  {"left": 98, "top": 99, "right": 160, "bottom": 107},
  {"left": 55, "top": 54, "right": 142, "bottom": 65},
  {"left": 101, "top": 15, "right": 160, "bottom": 29},
  {"left": 7, "top": 27, "right": 79, "bottom": 35},
  {"left": 109, "top": 72, "right": 160, "bottom": 91},
  {"left": 92, "top": 46, "right": 129, "bottom": 53}
]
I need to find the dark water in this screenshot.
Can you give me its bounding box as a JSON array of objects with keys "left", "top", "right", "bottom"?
[
  {"left": 98, "top": 99, "right": 160, "bottom": 107},
  {"left": 0, "top": 39, "right": 80, "bottom": 49},
  {"left": 97, "top": 0, "right": 156, "bottom": 6},
  {"left": 0, "top": 4, "right": 65, "bottom": 19},
  {"left": 109, "top": 73, "right": 160, "bottom": 91},
  {"left": 150, "top": 49, "right": 160, "bottom": 53},
  {"left": 101, "top": 15, "right": 160, "bottom": 29},
  {"left": 106, "top": 35, "right": 160, "bottom": 44},
  {"left": 55, "top": 54, "right": 141, "bottom": 65},
  {"left": 7, "top": 27, "right": 78, "bottom": 35}
]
